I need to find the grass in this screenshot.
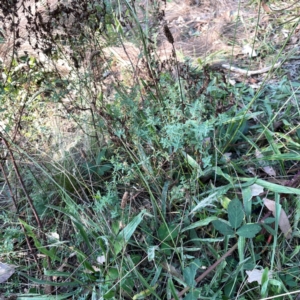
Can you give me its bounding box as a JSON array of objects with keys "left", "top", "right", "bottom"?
[{"left": 1, "top": 0, "right": 300, "bottom": 299}]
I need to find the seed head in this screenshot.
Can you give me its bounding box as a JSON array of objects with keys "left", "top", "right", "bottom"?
[{"left": 163, "top": 24, "right": 174, "bottom": 44}]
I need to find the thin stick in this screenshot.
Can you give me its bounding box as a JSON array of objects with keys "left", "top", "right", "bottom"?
[
  {"left": 221, "top": 62, "right": 282, "bottom": 76},
  {"left": 171, "top": 243, "right": 238, "bottom": 300}
]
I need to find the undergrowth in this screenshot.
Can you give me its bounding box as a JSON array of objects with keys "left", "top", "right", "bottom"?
[{"left": 1, "top": 0, "right": 300, "bottom": 299}]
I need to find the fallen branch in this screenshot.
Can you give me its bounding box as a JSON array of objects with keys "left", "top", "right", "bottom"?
[{"left": 222, "top": 61, "right": 282, "bottom": 76}]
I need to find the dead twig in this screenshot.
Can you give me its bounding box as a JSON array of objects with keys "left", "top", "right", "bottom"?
[
  {"left": 221, "top": 61, "right": 282, "bottom": 76},
  {"left": 171, "top": 243, "right": 238, "bottom": 300},
  {"left": 1, "top": 136, "right": 53, "bottom": 293}
]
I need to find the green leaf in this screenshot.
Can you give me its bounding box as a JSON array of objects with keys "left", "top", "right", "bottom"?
[
  {"left": 168, "top": 278, "right": 180, "bottom": 300},
  {"left": 106, "top": 267, "right": 119, "bottom": 281},
  {"left": 43, "top": 270, "right": 72, "bottom": 277},
  {"left": 18, "top": 219, "right": 61, "bottom": 262},
  {"left": 114, "top": 210, "right": 149, "bottom": 255},
  {"left": 19, "top": 272, "right": 80, "bottom": 287},
  {"left": 183, "top": 289, "right": 201, "bottom": 300},
  {"left": 46, "top": 205, "right": 92, "bottom": 252},
  {"left": 127, "top": 256, "right": 161, "bottom": 300},
  {"left": 97, "top": 164, "right": 112, "bottom": 176},
  {"left": 261, "top": 223, "right": 275, "bottom": 236},
  {"left": 183, "top": 259, "right": 201, "bottom": 287},
  {"left": 96, "top": 149, "right": 106, "bottom": 165},
  {"left": 261, "top": 267, "right": 270, "bottom": 297},
  {"left": 242, "top": 186, "right": 252, "bottom": 217},
  {"left": 228, "top": 199, "right": 244, "bottom": 229},
  {"left": 181, "top": 216, "right": 218, "bottom": 232},
  {"left": 212, "top": 220, "right": 234, "bottom": 236},
  {"left": 215, "top": 167, "right": 234, "bottom": 185},
  {"left": 240, "top": 177, "right": 300, "bottom": 195},
  {"left": 103, "top": 290, "right": 115, "bottom": 299},
  {"left": 132, "top": 284, "right": 158, "bottom": 299},
  {"left": 181, "top": 150, "right": 202, "bottom": 175},
  {"left": 158, "top": 223, "right": 179, "bottom": 242},
  {"left": 237, "top": 224, "right": 261, "bottom": 238},
  {"left": 190, "top": 192, "right": 218, "bottom": 214}
]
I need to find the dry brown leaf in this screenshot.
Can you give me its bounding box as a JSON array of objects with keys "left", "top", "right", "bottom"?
[{"left": 263, "top": 198, "right": 292, "bottom": 239}]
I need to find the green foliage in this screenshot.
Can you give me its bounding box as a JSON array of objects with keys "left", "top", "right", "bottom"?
[
  {"left": 1, "top": 0, "right": 300, "bottom": 299},
  {"left": 213, "top": 199, "right": 261, "bottom": 238}
]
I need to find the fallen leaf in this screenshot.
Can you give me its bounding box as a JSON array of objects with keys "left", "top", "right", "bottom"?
[
  {"left": 0, "top": 263, "right": 15, "bottom": 283},
  {"left": 263, "top": 166, "right": 276, "bottom": 176},
  {"left": 263, "top": 198, "right": 292, "bottom": 239},
  {"left": 255, "top": 149, "right": 263, "bottom": 158},
  {"left": 246, "top": 268, "right": 272, "bottom": 284},
  {"left": 250, "top": 184, "right": 264, "bottom": 196},
  {"left": 242, "top": 44, "right": 257, "bottom": 57},
  {"left": 97, "top": 255, "right": 106, "bottom": 265}
]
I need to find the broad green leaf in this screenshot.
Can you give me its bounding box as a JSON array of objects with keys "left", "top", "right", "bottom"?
[
  {"left": 240, "top": 177, "right": 300, "bottom": 195},
  {"left": 212, "top": 219, "right": 234, "bottom": 236},
  {"left": 228, "top": 199, "right": 244, "bottom": 229},
  {"left": 106, "top": 267, "right": 119, "bottom": 281},
  {"left": 103, "top": 290, "right": 115, "bottom": 299},
  {"left": 158, "top": 223, "right": 179, "bottom": 242},
  {"left": 183, "top": 259, "right": 201, "bottom": 287},
  {"left": 237, "top": 224, "right": 261, "bottom": 238},
  {"left": 114, "top": 210, "right": 148, "bottom": 255},
  {"left": 215, "top": 167, "right": 234, "bottom": 185},
  {"left": 181, "top": 150, "right": 202, "bottom": 175},
  {"left": 181, "top": 216, "right": 218, "bottom": 232}
]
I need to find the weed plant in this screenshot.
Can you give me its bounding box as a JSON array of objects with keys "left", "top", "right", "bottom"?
[{"left": 1, "top": 0, "right": 300, "bottom": 299}]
